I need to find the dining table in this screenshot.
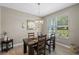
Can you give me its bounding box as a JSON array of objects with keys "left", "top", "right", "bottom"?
[
  {"left": 23, "top": 38, "right": 38, "bottom": 55},
  {"left": 23, "top": 37, "right": 55, "bottom": 55}
]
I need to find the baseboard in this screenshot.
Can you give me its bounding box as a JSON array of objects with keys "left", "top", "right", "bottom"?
[
  {"left": 56, "top": 42, "right": 71, "bottom": 48},
  {"left": 13, "top": 43, "right": 23, "bottom": 47}
]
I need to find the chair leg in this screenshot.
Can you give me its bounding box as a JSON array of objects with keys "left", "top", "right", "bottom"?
[
  {"left": 49, "top": 39, "right": 51, "bottom": 53},
  {"left": 49, "top": 45, "right": 51, "bottom": 54},
  {"left": 53, "top": 42, "right": 55, "bottom": 51},
  {"left": 28, "top": 45, "right": 34, "bottom": 55},
  {"left": 44, "top": 48, "right": 46, "bottom": 55}
]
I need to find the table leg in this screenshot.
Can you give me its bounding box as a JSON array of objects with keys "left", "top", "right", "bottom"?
[
  {"left": 1, "top": 43, "right": 3, "bottom": 52},
  {"left": 12, "top": 40, "right": 13, "bottom": 48},
  {"left": 23, "top": 42, "right": 27, "bottom": 54},
  {"left": 6, "top": 43, "right": 8, "bottom": 52}
]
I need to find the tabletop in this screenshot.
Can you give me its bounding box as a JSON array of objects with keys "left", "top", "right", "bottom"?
[{"left": 23, "top": 37, "right": 50, "bottom": 45}]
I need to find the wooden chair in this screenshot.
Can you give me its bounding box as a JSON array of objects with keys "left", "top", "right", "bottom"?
[
  {"left": 28, "top": 33, "right": 35, "bottom": 39},
  {"left": 51, "top": 34, "right": 55, "bottom": 51},
  {"left": 36, "top": 35, "right": 46, "bottom": 55},
  {"left": 46, "top": 34, "right": 55, "bottom": 53}
]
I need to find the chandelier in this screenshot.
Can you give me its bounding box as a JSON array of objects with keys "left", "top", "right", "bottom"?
[{"left": 35, "top": 3, "right": 43, "bottom": 24}]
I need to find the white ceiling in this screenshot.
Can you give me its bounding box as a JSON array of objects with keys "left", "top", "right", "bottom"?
[{"left": 0, "top": 3, "right": 76, "bottom": 17}]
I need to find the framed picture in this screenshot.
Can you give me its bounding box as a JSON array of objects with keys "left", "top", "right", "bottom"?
[{"left": 27, "top": 20, "right": 35, "bottom": 30}]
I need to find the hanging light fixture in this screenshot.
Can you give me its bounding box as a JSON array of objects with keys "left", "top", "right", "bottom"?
[
  {"left": 35, "top": 3, "right": 43, "bottom": 24},
  {"left": 37, "top": 3, "right": 40, "bottom": 5},
  {"left": 37, "top": 3, "right": 40, "bottom": 17}
]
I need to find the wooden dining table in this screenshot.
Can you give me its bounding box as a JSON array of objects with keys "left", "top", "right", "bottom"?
[
  {"left": 23, "top": 38, "right": 38, "bottom": 55},
  {"left": 23, "top": 37, "right": 55, "bottom": 55}
]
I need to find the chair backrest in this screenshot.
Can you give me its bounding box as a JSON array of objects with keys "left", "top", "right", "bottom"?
[
  {"left": 50, "top": 34, "right": 55, "bottom": 40},
  {"left": 28, "top": 33, "right": 35, "bottom": 39},
  {"left": 37, "top": 35, "right": 46, "bottom": 55}
]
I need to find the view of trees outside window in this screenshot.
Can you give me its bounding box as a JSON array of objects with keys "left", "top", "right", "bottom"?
[
  {"left": 57, "top": 16, "right": 69, "bottom": 38},
  {"left": 48, "top": 16, "right": 69, "bottom": 39},
  {"left": 48, "top": 18, "right": 56, "bottom": 37}
]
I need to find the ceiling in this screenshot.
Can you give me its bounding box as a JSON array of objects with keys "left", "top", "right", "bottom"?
[{"left": 0, "top": 3, "right": 76, "bottom": 17}]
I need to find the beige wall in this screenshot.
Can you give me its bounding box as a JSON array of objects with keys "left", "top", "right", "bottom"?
[
  {"left": 42, "top": 4, "right": 79, "bottom": 46},
  {"left": 0, "top": 7, "right": 1, "bottom": 35},
  {"left": 1, "top": 6, "right": 42, "bottom": 44},
  {"left": 1, "top": 4, "right": 79, "bottom": 46}
]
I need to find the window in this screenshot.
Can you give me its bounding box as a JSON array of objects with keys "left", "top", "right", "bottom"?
[
  {"left": 48, "top": 16, "right": 69, "bottom": 39},
  {"left": 56, "top": 16, "right": 69, "bottom": 39},
  {"left": 48, "top": 18, "right": 56, "bottom": 37}
]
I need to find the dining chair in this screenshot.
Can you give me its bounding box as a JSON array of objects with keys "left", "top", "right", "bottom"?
[
  {"left": 51, "top": 34, "right": 55, "bottom": 51},
  {"left": 36, "top": 35, "right": 46, "bottom": 55},
  {"left": 28, "top": 33, "right": 35, "bottom": 39},
  {"left": 46, "top": 34, "right": 55, "bottom": 53}
]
